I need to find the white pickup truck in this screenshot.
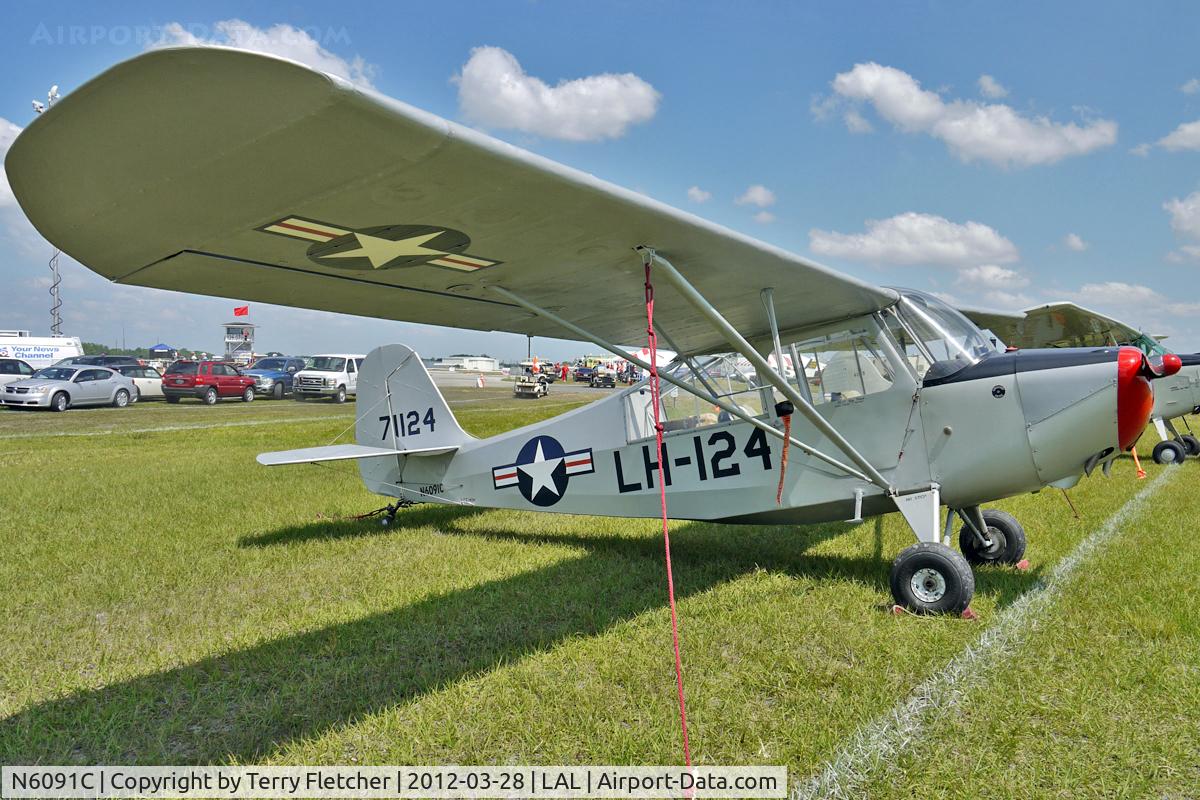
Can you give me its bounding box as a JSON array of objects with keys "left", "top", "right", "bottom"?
[{"left": 293, "top": 353, "right": 365, "bottom": 403}]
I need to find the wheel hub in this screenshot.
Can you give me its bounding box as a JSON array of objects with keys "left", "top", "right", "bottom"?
[{"left": 910, "top": 568, "right": 947, "bottom": 603}]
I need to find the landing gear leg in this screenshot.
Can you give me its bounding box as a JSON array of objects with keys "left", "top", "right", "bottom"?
[
  {"left": 379, "top": 498, "right": 415, "bottom": 527},
  {"left": 1164, "top": 417, "right": 1200, "bottom": 456},
  {"left": 890, "top": 486, "right": 975, "bottom": 615}
]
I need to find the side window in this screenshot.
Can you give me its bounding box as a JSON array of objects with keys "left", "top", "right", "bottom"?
[
  {"left": 625, "top": 353, "right": 769, "bottom": 441},
  {"left": 788, "top": 325, "right": 896, "bottom": 405},
  {"left": 19, "top": 362, "right": 34, "bottom": 375},
  {"left": 354, "top": 358, "right": 365, "bottom": 371},
  {"left": 147, "top": 368, "right": 162, "bottom": 379},
  {"left": 214, "top": 364, "right": 230, "bottom": 376},
  {"left": 347, "top": 359, "right": 356, "bottom": 374},
  {"left": 0, "top": 362, "right": 16, "bottom": 375}
]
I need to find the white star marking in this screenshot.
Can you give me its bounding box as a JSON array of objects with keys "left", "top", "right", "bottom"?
[
  {"left": 320, "top": 230, "right": 447, "bottom": 269},
  {"left": 518, "top": 441, "right": 564, "bottom": 499}
]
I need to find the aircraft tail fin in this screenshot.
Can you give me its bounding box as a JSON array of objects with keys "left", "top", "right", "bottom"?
[{"left": 355, "top": 343, "right": 470, "bottom": 451}]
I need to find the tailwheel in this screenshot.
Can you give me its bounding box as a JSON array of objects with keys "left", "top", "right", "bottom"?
[
  {"left": 1177, "top": 434, "right": 1200, "bottom": 457},
  {"left": 1152, "top": 439, "right": 1187, "bottom": 465},
  {"left": 889, "top": 542, "right": 975, "bottom": 615},
  {"left": 959, "top": 509, "right": 1027, "bottom": 566}
]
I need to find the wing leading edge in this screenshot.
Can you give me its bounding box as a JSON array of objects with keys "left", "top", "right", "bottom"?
[{"left": 6, "top": 46, "right": 896, "bottom": 354}]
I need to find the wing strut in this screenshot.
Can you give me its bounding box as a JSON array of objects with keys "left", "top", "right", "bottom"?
[
  {"left": 637, "top": 248, "right": 894, "bottom": 493},
  {"left": 486, "top": 286, "right": 871, "bottom": 483}
]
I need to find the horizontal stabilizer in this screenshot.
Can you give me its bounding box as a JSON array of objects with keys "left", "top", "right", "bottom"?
[{"left": 256, "top": 443, "right": 457, "bottom": 466}]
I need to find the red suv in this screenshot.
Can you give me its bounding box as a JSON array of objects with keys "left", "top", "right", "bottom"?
[{"left": 162, "top": 360, "right": 256, "bottom": 405}]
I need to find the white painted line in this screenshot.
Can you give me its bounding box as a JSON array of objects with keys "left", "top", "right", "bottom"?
[
  {"left": 794, "top": 468, "right": 1178, "bottom": 800},
  {"left": 0, "top": 415, "right": 352, "bottom": 440},
  {"left": 0, "top": 398, "right": 589, "bottom": 440}
]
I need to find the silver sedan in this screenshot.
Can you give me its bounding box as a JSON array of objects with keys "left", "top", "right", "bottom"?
[{"left": 1, "top": 365, "right": 138, "bottom": 411}]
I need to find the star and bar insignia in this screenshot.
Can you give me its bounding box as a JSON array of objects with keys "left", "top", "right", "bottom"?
[
  {"left": 492, "top": 435, "right": 594, "bottom": 507},
  {"left": 257, "top": 216, "right": 501, "bottom": 273}
]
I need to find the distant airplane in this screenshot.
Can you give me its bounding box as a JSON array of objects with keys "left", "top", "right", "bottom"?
[{"left": 5, "top": 47, "right": 1179, "bottom": 614}]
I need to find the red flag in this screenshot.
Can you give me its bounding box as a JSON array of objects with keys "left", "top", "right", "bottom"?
[{"left": 233, "top": 305, "right": 249, "bottom": 317}]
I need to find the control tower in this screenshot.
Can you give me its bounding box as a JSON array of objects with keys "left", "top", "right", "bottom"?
[{"left": 222, "top": 322, "right": 257, "bottom": 363}]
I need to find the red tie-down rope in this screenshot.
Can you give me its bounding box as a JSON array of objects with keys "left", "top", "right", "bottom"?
[
  {"left": 775, "top": 414, "right": 792, "bottom": 505},
  {"left": 643, "top": 259, "right": 692, "bottom": 768}
]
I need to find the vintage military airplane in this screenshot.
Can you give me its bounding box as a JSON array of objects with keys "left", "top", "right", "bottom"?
[
  {"left": 5, "top": 47, "right": 1180, "bottom": 613},
  {"left": 965, "top": 302, "right": 1200, "bottom": 464}
]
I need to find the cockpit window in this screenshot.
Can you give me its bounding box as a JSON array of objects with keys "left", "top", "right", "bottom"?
[{"left": 886, "top": 290, "right": 993, "bottom": 380}]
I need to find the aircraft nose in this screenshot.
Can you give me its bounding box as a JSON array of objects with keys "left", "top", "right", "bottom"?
[
  {"left": 1116, "top": 346, "right": 1177, "bottom": 450},
  {"left": 1117, "top": 347, "right": 1153, "bottom": 450}
]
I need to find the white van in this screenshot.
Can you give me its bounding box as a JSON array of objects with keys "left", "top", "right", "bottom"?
[
  {"left": 293, "top": 353, "right": 365, "bottom": 403},
  {"left": 0, "top": 330, "right": 84, "bottom": 369}
]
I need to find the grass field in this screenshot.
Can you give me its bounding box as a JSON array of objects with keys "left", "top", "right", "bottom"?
[{"left": 1, "top": 393, "right": 1198, "bottom": 798}]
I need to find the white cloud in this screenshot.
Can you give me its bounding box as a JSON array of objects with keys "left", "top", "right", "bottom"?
[
  {"left": 977, "top": 74, "right": 1008, "bottom": 99},
  {"left": 809, "top": 211, "right": 1019, "bottom": 267},
  {"left": 1164, "top": 191, "right": 1200, "bottom": 240},
  {"left": 455, "top": 46, "right": 659, "bottom": 141},
  {"left": 1131, "top": 142, "right": 1152, "bottom": 157},
  {"left": 0, "top": 117, "right": 50, "bottom": 256},
  {"left": 152, "top": 19, "right": 376, "bottom": 88},
  {"left": 1166, "top": 244, "right": 1200, "bottom": 263},
  {"left": 1157, "top": 120, "right": 1200, "bottom": 152},
  {"left": 0, "top": 117, "right": 20, "bottom": 208},
  {"left": 981, "top": 290, "right": 1034, "bottom": 309},
  {"left": 824, "top": 62, "right": 1117, "bottom": 167},
  {"left": 1063, "top": 232, "right": 1088, "bottom": 251},
  {"left": 1069, "top": 281, "right": 1200, "bottom": 317},
  {"left": 843, "top": 109, "right": 873, "bottom": 133},
  {"left": 956, "top": 264, "right": 1030, "bottom": 290},
  {"left": 1182, "top": 78, "right": 1200, "bottom": 95},
  {"left": 735, "top": 185, "right": 776, "bottom": 208},
  {"left": 753, "top": 210, "right": 776, "bottom": 224},
  {"left": 686, "top": 186, "right": 711, "bottom": 204}
]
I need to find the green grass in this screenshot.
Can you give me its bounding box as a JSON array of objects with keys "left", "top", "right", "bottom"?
[{"left": 1, "top": 396, "right": 1197, "bottom": 799}]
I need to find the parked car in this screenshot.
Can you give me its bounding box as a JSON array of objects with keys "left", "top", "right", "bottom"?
[
  {"left": 54, "top": 354, "right": 142, "bottom": 367},
  {"left": 590, "top": 366, "right": 617, "bottom": 388},
  {"left": 293, "top": 354, "right": 365, "bottom": 402},
  {"left": 573, "top": 364, "right": 595, "bottom": 382},
  {"left": 0, "top": 357, "right": 35, "bottom": 387},
  {"left": 243, "top": 356, "right": 307, "bottom": 399},
  {"left": 112, "top": 364, "right": 164, "bottom": 400},
  {"left": 2, "top": 365, "right": 136, "bottom": 411},
  {"left": 161, "top": 360, "right": 255, "bottom": 404}
]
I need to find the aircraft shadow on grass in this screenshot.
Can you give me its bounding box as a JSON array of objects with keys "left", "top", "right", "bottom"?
[{"left": 1, "top": 509, "right": 1038, "bottom": 765}]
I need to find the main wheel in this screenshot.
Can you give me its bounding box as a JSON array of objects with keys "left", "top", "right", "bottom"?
[
  {"left": 272, "top": 383, "right": 284, "bottom": 400},
  {"left": 1152, "top": 439, "right": 1187, "bottom": 465},
  {"left": 112, "top": 389, "right": 130, "bottom": 408},
  {"left": 890, "top": 542, "right": 975, "bottom": 615},
  {"left": 50, "top": 391, "right": 69, "bottom": 412},
  {"left": 333, "top": 386, "right": 347, "bottom": 403},
  {"left": 958, "top": 509, "right": 1027, "bottom": 566},
  {"left": 1178, "top": 434, "right": 1200, "bottom": 456},
  {"left": 203, "top": 387, "right": 218, "bottom": 405},
  {"left": 242, "top": 386, "right": 255, "bottom": 402}
]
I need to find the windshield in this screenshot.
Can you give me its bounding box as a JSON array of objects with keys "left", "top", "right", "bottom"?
[
  {"left": 887, "top": 290, "right": 993, "bottom": 379},
  {"left": 166, "top": 361, "right": 198, "bottom": 375},
  {"left": 250, "top": 358, "right": 287, "bottom": 371},
  {"left": 308, "top": 357, "right": 346, "bottom": 372},
  {"left": 32, "top": 367, "right": 77, "bottom": 381},
  {"left": 1131, "top": 334, "right": 1171, "bottom": 357}
]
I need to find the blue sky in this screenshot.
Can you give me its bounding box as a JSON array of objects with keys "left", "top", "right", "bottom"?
[{"left": 3, "top": 1, "right": 1200, "bottom": 357}]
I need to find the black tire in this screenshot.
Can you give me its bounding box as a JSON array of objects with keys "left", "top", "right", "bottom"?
[
  {"left": 1152, "top": 439, "right": 1187, "bottom": 465},
  {"left": 203, "top": 387, "right": 218, "bottom": 406},
  {"left": 131, "top": 388, "right": 140, "bottom": 404},
  {"left": 1178, "top": 434, "right": 1200, "bottom": 456},
  {"left": 166, "top": 395, "right": 180, "bottom": 404},
  {"left": 272, "top": 383, "right": 284, "bottom": 400},
  {"left": 889, "top": 542, "right": 975, "bottom": 615},
  {"left": 242, "top": 386, "right": 255, "bottom": 403},
  {"left": 112, "top": 389, "right": 130, "bottom": 408},
  {"left": 333, "top": 386, "right": 347, "bottom": 403},
  {"left": 958, "top": 509, "right": 1026, "bottom": 566},
  {"left": 50, "top": 391, "right": 69, "bottom": 412}
]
